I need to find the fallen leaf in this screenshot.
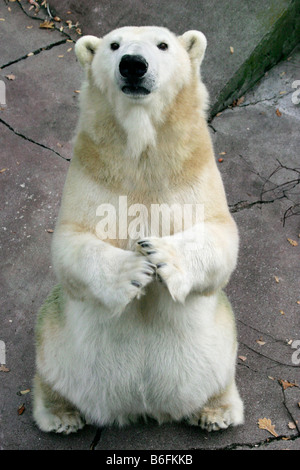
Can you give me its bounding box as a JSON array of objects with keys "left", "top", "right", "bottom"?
[
  {"left": 0, "top": 168, "right": 7, "bottom": 173},
  {"left": 27, "top": 52, "right": 34, "bottom": 57},
  {"left": 57, "top": 55, "right": 64, "bottom": 58},
  {"left": 288, "top": 422, "right": 296, "bottom": 430},
  {"left": 18, "top": 403, "right": 25, "bottom": 415},
  {"left": 274, "top": 275, "right": 280, "bottom": 283},
  {"left": 18, "top": 389, "right": 31, "bottom": 396},
  {"left": 219, "top": 152, "right": 226, "bottom": 155},
  {"left": 5, "top": 74, "right": 15, "bottom": 80},
  {"left": 28, "top": 0, "right": 39, "bottom": 8},
  {"left": 46, "top": 229, "right": 54, "bottom": 233},
  {"left": 216, "top": 112, "right": 222, "bottom": 117},
  {"left": 298, "top": 402, "right": 300, "bottom": 408},
  {"left": 74, "top": 90, "right": 80, "bottom": 93},
  {"left": 53, "top": 16, "right": 61, "bottom": 22},
  {"left": 276, "top": 108, "right": 282, "bottom": 117},
  {"left": 279, "top": 91, "right": 287, "bottom": 95},
  {"left": 230, "top": 46, "right": 234, "bottom": 54},
  {"left": 0, "top": 365, "right": 10, "bottom": 372},
  {"left": 280, "top": 310, "right": 285, "bottom": 315},
  {"left": 258, "top": 418, "right": 278, "bottom": 437},
  {"left": 297, "top": 301, "right": 300, "bottom": 305},
  {"left": 236, "top": 96, "right": 245, "bottom": 106},
  {"left": 287, "top": 238, "right": 298, "bottom": 246},
  {"left": 278, "top": 379, "right": 298, "bottom": 390},
  {"left": 39, "top": 20, "right": 54, "bottom": 30},
  {"left": 26, "top": 25, "right": 33, "bottom": 29},
  {"left": 238, "top": 355, "right": 247, "bottom": 362},
  {"left": 256, "top": 338, "right": 266, "bottom": 346}
]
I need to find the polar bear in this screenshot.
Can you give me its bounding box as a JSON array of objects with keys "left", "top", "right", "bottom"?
[{"left": 33, "top": 26, "right": 244, "bottom": 435}]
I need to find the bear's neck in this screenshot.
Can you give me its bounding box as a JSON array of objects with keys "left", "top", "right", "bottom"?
[{"left": 74, "top": 78, "right": 213, "bottom": 193}]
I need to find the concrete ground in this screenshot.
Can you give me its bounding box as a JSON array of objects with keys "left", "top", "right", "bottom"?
[{"left": 0, "top": 0, "right": 299, "bottom": 451}]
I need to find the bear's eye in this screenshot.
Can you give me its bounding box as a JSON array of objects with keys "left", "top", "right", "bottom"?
[
  {"left": 110, "top": 42, "right": 120, "bottom": 51},
  {"left": 157, "top": 42, "right": 168, "bottom": 51}
]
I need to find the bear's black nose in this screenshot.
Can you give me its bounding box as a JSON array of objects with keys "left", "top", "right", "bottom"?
[{"left": 119, "top": 55, "right": 148, "bottom": 79}]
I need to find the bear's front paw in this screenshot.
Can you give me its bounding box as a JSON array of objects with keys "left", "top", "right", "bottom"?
[
  {"left": 136, "top": 238, "right": 191, "bottom": 303},
  {"left": 118, "top": 252, "right": 156, "bottom": 304}
]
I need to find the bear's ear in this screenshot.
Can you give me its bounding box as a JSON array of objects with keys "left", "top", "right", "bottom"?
[
  {"left": 75, "top": 35, "right": 102, "bottom": 66},
  {"left": 179, "top": 30, "right": 207, "bottom": 65}
]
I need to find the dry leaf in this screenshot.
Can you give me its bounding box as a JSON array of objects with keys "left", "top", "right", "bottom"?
[
  {"left": 219, "top": 152, "right": 226, "bottom": 155},
  {"left": 256, "top": 338, "right": 266, "bottom": 346},
  {"left": 258, "top": 418, "right": 278, "bottom": 437},
  {"left": 19, "top": 389, "right": 31, "bottom": 395},
  {"left": 216, "top": 112, "right": 222, "bottom": 117},
  {"left": 236, "top": 96, "right": 245, "bottom": 106},
  {"left": 27, "top": 52, "right": 34, "bottom": 57},
  {"left": 280, "top": 310, "right": 285, "bottom": 315},
  {"left": 276, "top": 108, "right": 282, "bottom": 117},
  {"left": 18, "top": 403, "right": 25, "bottom": 415},
  {"left": 278, "top": 379, "right": 298, "bottom": 390},
  {"left": 5, "top": 74, "right": 15, "bottom": 80},
  {"left": 238, "top": 355, "right": 247, "bottom": 362},
  {"left": 230, "top": 46, "right": 234, "bottom": 54},
  {"left": 0, "top": 168, "right": 7, "bottom": 173},
  {"left": 0, "top": 364, "right": 10, "bottom": 372},
  {"left": 288, "top": 422, "right": 296, "bottom": 430},
  {"left": 274, "top": 275, "right": 280, "bottom": 283},
  {"left": 39, "top": 20, "right": 54, "bottom": 30},
  {"left": 46, "top": 229, "right": 54, "bottom": 233},
  {"left": 287, "top": 238, "right": 298, "bottom": 246}
]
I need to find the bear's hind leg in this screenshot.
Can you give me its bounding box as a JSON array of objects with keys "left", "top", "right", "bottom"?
[
  {"left": 187, "top": 379, "right": 244, "bottom": 432},
  {"left": 33, "top": 373, "right": 85, "bottom": 434}
]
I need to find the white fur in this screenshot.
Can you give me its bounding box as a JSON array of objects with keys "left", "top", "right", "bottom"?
[{"left": 33, "top": 26, "right": 244, "bottom": 433}]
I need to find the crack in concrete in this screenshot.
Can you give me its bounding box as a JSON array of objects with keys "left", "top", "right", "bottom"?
[
  {"left": 208, "top": 432, "right": 300, "bottom": 450},
  {"left": 0, "top": 38, "right": 68, "bottom": 70},
  {"left": 279, "top": 382, "right": 300, "bottom": 435},
  {"left": 0, "top": 117, "right": 71, "bottom": 161},
  {"left": 239, "top": 89, "right": 295, "bottom": 108},
  {"left": 15, "top": 0, "right": 75, "bottom": 41},
  {"left": 229, "top": 197, "right": 284, "bottom": 213},
  {"left": 89, "top": 427, "right": 104, "bottom": 450},
  {"left": 238, "top": 340, "right": 299, "bottom": 369}
]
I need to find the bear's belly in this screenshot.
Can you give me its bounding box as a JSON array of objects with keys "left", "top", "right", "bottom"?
[{"left": 40, "top": 291, "right": 235, "bottom": 426}]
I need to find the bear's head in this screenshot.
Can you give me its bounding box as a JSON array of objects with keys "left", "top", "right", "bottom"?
[
  {"left": 74, "top": 27, "right": 208, "bottom": 158},
  {"left": 75, "top": 26, "right": 206, "bottom": 104}
]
